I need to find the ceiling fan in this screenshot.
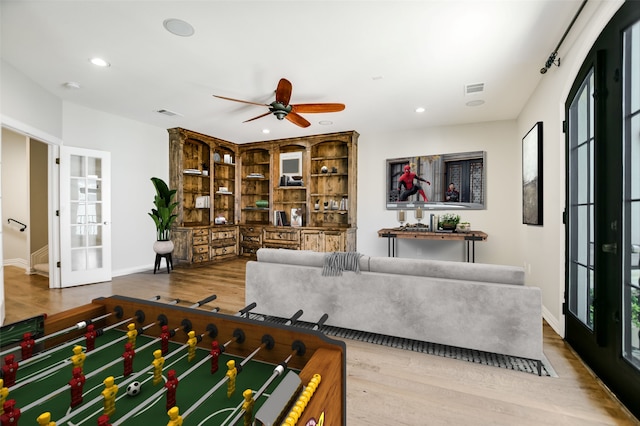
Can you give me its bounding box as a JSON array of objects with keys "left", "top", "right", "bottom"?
[{"left": 213, "top": 78, "right": 345, "bottom": 128}]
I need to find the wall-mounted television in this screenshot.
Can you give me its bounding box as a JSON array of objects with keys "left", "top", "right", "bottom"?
[
  {"left": 280, "top": 151, "right": 303, "bottom": 177},
  {"left": 386, "top": 151, "right": 486, "bottom": 210}
]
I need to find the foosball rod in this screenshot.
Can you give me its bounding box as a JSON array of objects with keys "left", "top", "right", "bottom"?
[
  {"left": 235, "top": 302, "right": 257, "bottom": 318},
  {"left": 284, "top": 310, "right": 304, "bottom": 326},
  {"left": 312, "top": 313, "right": 329, "bottom": 331},
  {"left": 220, "top": 341, "right": 306, "bottom": 426},
  {"left": 183, "top": 294, "right": 218, "bottom": 309}
]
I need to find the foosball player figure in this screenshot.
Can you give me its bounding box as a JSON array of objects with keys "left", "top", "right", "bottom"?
[
  {"left": 20, "top": 332, "right": 35, "bottom": 360},
  {"left": 166, "top": 406, "right": 182, "bottom": 426},
  {"left": 164, "top": 369, "right": 179, "bottom": 411},
  {"left": 210, "top": 341, "right": 222, "bottom": 374},
  {"left": 0, "top": 399, "right": 20, "bottom": 426},
  {"left": 101, "top": 376, "right": 118, "bottom": 417},
  {"left": 36, "top": 411, "right": 55, "bottom": 426},
  {"left": 160, "top": 325, "right": 175, "bottom": 355},
  {"left": 242, "top": 389, "right": 254, "bottom": 426},
  {"left": 126, "top": 323, "right": 138, "bottom": 350},
  {"left": 69, "top": 366, "right": 86, "bottom": 408},
  {"left": 122, "top": 343, "right": 135, "bottom": 377},
  {"left": 152, "top": 349, "right": 165, "bottom": 386},
  {"left": 186, "top": 331, "right": 198, "bottom": 362},
  {"left": 70, "top": 345, "right": 86, "bottom": 373},
  {"left": 225, "top": 359, "right": 238, "bottom": 398},
  {"left": 97, "top": 415, "right": 111, "bottom": 426},
  {"left": 2, "top": 355, "right": 18, "bottom": 387},
  {"left": 85, "top": 324, "right": 97, "bottom": 352},
  {"left": 0, "top": 379, "right": 8, "bottom": 415}
]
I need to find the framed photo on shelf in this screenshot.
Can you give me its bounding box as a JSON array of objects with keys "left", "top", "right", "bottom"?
[{"left": 522, "top": 121, "right": 543, "bottom": 225}]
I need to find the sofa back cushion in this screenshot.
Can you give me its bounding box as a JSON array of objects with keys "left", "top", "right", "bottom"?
[
  {"left": 368, "top": 257, "right": 524, "bottom": 285},
  {"left": 257, "top": 248, "right": 371, "bottom": 271}
]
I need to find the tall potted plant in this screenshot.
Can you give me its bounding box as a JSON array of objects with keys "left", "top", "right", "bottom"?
[{"left": 149, "top": 177, "right": 178, "bottom": 254}]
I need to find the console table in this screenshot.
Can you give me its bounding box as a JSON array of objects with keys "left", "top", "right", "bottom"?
[{"left": 377, "top": 228, "right": 488, "bottom": 262}]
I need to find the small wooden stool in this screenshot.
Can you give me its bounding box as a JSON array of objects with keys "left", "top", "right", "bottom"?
[{"left": 154, "top": 252, "right": 173, "bottom": 274}]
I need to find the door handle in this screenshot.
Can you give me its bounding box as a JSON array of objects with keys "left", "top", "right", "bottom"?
[
  {"left": 631, "top": 244, "right": 640, "bottom": 254},
  {"left": 602, "top": 243, "right": 617, "bottom": 254}
]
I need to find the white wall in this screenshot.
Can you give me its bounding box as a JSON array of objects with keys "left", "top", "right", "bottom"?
[
  {"left": 62, "top": 102, "right": 169, "bottom": 276},
  {"left": 515, "top": 0, "right": 624, "bottom": 335},
  {"left": 357, "top": 120, "right": 522, "bottom": 266},
  {"left": 1, "top": 128, "right": 29, "bottom": 267}
]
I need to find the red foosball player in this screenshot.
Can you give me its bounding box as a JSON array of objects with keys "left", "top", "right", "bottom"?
[
  {"left": 164, "top": 369, "right": 179, "bottom": 411},
  {"left": 2, "top": 355, "right": 18, "bottom": 387},
  {"left": 36, "top": 411, "right": 55, "bottom": 426},
  {"left": 0, "top": 399, "right": 20, "bottom": 426},
  {"left": 97, "top": 414, "right": 112, "bottom": 426},
  {"left": 20, "top": 332, "right": 35, "bottom": 360},
  {"left": 69, "top": 366, "right": 86, "bottom": 408},
  {"left": 210, "top": 341, "right": 222, "bottom": 374},
  {"left": 85, "top": 324, "right": 97, "bottom": 352},
  {"left": 122, "top": 343, "right": 135, "bottom": 377},
  {"left": 160, "top": 325, "right": 175, "bottom": 355},
  {"left": 0, "top": 379, "right": 8, "bottom": 415}
]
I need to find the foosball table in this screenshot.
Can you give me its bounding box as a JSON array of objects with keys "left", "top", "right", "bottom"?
[{"left": 0, "top": 295, "right": 346, "bottom": 425}]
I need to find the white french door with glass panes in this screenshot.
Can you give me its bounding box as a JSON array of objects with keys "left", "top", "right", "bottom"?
[{"left": 59, "top": 147, "right": 111, "bottom": 287}]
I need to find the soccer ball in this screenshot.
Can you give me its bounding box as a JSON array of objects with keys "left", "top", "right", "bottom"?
[{"left": 126, "top": 381, "right": 141, "bottom": 396}]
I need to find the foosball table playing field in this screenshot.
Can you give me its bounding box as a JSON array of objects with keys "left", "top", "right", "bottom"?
[{"left": 0, "top": 295, "right": 346, "bottom": 425}]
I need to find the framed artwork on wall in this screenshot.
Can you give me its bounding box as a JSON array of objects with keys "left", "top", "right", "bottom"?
[{"left": 522, "top": 121, "right": 543, "bottom": 225}]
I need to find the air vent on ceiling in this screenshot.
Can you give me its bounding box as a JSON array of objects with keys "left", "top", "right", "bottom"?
[
  {"left": 156, "top": 109, "right": 183, "bottom": 117},
  {"left": 465, "top": 83, "right": 485, "bottom": 95}
]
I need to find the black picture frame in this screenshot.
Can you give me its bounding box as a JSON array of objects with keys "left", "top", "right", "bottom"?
[{"left": 522, "top": 121, "right": 543, "bottom": 225}]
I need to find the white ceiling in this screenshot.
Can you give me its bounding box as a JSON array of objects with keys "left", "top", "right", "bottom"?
[{"left": 1, "top": 0, "right": 584, "bottom": 143}]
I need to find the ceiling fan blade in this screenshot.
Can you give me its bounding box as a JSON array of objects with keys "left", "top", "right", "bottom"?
[
  {"left": 213, "top": 95, "right": 267, "bottom": 107},
  {"left": 285, "top": 111, "right": 311, "bottom": 128},
  {"left": 275, "top": 78, "right": 293, "bottom": 105},
  {"left": 291, "top": 103, "right": 346, "bottom": 113},
  {"left": 242, "top": 111, "right": 272, "bottom": 123}
]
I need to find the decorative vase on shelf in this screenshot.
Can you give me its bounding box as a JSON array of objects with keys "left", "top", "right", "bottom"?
[{"left": 153, "top": 240, "right": 174, "bottom": 255}]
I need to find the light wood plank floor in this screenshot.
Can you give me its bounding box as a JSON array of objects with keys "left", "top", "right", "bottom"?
[{"left": 3, "top": 261, "right": 639, "bottom": 425}]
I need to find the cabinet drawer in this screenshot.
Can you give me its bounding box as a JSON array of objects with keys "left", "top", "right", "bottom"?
[
  {"left": 212, "top": 230, "right": 236, "bottom": 240},
  {"left": 193, "top": 228, "right": 209, "bottom": 237},
  {"left": 192, "top": 252, "right": 209, "bottom": 263},
  {"left": 263, "top": 229, "right": 300, "bottom": 243},
  {"left": 193, "top": 244, "right": 209, "bottom": 255},
  {"left": 193, "top": 236, "right": 209, "bottom": 245},
  {"left": 240, "top": 226, "right": 262, "bottom": 235},
  {"left": 240, "top": 245, "right": 259, "bottom": 257},
  {"left": 212, "top": 245, "right": 236, "bottom": 257},
  {"left": 241, "top": 234, "right": 261, "bottom": 244}
]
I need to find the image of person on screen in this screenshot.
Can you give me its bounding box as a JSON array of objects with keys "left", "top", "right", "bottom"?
[
  {"left": 398, "top": 164, "right": 430, "bottom": 201},
  {"left": 445, "top": 182, "right": 460, "bottom": 202}
]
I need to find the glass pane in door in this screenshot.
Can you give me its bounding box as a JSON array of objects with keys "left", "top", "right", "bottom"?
[
  {"left": 568, "top": 69, "right": 596, "bottom": 328},
  {"left": 622, "top": 21, "right": 640, "bottom": 369},
  {"left": 68, "top": 154, "right": 104, "bottom": 272}
]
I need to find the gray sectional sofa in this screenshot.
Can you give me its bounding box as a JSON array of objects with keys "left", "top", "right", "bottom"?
[{"left": 245, "top": 248, "right": 542, "bottom": 370}]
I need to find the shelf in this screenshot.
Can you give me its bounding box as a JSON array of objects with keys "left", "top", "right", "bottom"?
[
  {"left": 242, "top": 207, "right": 269, "bottom": 211},
  {"left": 277, "top": 186, "right": 306, "bottom": 190},
  {"left": 311, "top": 156, "right": 348, "bottom": 161},
  {"left": 311, "top": 210, "right": 348, "bottom": 214}
]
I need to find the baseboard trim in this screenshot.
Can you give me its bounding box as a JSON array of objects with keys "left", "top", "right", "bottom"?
[
  {"left": 3, "top": 258, "right": 28, "bottom": 270},
  {"left": 542, "top": 306, "right": 564, "bottom": 338}
]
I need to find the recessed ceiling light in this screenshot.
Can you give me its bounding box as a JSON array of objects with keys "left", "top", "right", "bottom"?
[
  {"left": 466, "top": 100, "right": 485, "bottom": 107},
  {"left": 63, "top": 82, "right": 81, "bottom": 89},
  {"left": 319, "top": 120, "right": 333, "bottom": 125},
  {"left": 89, "top": 57, "right": 110, "bottom": 67},
  {"left": 163, "top": 18, "right": 195, "bottom": 37},
  {"left": 262, "top": 129, "right": 270, "bottom": 134},
  {"left": 415, "top": 107, "right": 426, "bottom": 113}
]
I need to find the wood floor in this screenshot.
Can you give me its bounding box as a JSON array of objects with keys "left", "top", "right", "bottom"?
[{"left": 3, "top": 261, "right": 639, "bottom": 425}]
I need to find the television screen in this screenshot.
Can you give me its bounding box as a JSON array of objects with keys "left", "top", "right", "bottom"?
[{"left": 282, "top": 158, "right": 299, "bottom": 174}]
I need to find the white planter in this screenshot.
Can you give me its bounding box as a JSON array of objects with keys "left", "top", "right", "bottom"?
[{"left": 153, "top": 240, "right": 174, "bottom": 255}]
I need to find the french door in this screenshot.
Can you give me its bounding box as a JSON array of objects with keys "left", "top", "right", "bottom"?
[
  {"left": 59, "top": 146, "right": 112, "bottom": 287},
  {"left": 565, "top": 2, "right": 640, "bottom": 418}
]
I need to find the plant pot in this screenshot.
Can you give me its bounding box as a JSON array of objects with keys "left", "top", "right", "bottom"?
[
  {"left": 441, "top": 222, "right": 457, "bottom": 230},
  {"left": 153, "top": 240, "right": 174, "bottom": 254}
]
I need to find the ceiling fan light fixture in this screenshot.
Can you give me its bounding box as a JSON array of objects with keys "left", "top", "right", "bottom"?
[
  {"left": 163, "top": 18, "right": 195, "bottom": 37},
  {"left": 89, "top": 57, "right": 110, "bottom": 67}
]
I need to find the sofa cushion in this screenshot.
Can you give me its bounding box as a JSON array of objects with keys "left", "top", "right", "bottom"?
[
  {"left": 257, "top": 248, "right": 371, "bottom": 271},
  {"left": 368, "top": 257, "right": 524, "bottom": 285}
]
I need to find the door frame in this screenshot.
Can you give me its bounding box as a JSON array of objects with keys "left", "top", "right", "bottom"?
[{"left": 1, "top": 116, "right": 62, "bottom": 288}]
